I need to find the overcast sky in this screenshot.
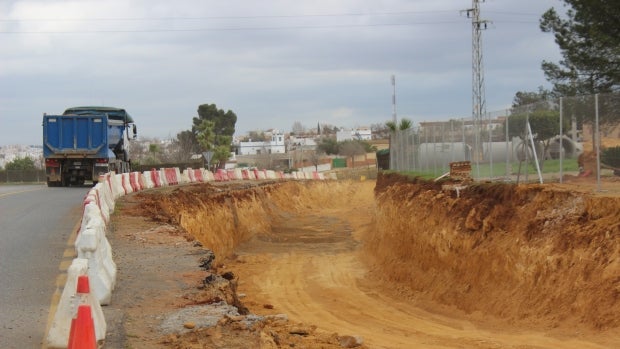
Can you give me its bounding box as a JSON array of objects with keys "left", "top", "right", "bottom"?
[{"left": 0, "top": 0, "right": 564, "bottom": 146}]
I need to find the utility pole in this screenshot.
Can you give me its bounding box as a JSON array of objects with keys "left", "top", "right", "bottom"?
[
  {"left": 462, "top": 0, "right": 490, "bottom": 163},
  {"left": 391, "top": 74, "right": 397, "bottom": 124}
]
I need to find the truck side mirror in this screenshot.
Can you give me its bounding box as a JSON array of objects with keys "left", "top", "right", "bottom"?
[{"left": 133, "top": 124, "right": 137, "bottom": 139}]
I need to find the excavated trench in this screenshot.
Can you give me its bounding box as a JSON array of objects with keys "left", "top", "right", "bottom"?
[{"left": 135, "top": 175, "right": 620, "bottom": 348}]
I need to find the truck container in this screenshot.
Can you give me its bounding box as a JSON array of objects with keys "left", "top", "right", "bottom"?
[{"left": 43, "top": 106, "right": 137, "bottom": 186}]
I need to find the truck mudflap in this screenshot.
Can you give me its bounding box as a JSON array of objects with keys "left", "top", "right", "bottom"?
[{"left": 45, "top": 158, "right": 62, "bottom": 186}]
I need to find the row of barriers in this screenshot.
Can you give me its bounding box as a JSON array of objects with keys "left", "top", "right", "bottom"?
[{"left": 46, "top": 167, "right": 331, "bottom": 348}]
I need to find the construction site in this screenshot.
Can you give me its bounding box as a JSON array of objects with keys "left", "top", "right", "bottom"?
[{"left": 104, "top": 164, "right": 620, "bottom": 348}]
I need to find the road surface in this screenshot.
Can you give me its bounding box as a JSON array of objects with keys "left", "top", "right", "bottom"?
[{"left": 0, "top": 185, "right": 88, "bottom": 349}]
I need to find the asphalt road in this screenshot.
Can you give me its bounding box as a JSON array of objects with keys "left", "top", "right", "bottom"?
[{"left": 0, "top": 185, "right": 88, "bottom": 349}]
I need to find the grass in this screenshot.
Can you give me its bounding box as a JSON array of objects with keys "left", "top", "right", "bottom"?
[{"left": 399, "top": 158, "right": 580, "bottom": 181}]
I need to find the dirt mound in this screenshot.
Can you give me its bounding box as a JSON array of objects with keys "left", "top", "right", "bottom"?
[{"left": 367, "top": 172, "right": 620, "bottom": 331}]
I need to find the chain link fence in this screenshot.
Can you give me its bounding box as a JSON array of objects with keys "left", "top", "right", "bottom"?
[
  {"left": 0, "top": 170, "right": 46, "bottom": 183},
  {"left": 389, "top": 91, "right": 620, "bottom": 190}
]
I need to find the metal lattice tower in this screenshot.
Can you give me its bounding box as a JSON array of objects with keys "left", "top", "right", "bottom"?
[{"left": 463, "top": 0, "right": 490, "bottom": 161}]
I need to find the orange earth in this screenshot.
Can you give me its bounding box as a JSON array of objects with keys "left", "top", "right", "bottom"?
[{"left": 104, "top": 173, "right": 620, "bottom": 349}]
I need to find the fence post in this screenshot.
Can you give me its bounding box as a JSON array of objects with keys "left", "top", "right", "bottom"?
[{"left": 595, "top": 93, "right": 601, "bottom": 191}]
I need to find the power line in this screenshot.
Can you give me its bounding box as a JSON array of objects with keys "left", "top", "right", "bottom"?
[
  {"left": 0, "top": 20, "right": 470, "bottom": 34},
  {"left": 0, "top": 10, "right": 463, "bottom": 22}
]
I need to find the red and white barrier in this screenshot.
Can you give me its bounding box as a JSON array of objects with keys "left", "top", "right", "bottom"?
[{"left": 49, "top": 165, "right": 334, "bottom": 347}]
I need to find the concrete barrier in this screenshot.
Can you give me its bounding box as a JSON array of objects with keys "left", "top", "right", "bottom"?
[
  {"left": 140, "top": 171, "right": 154, "bottom": 189},
  {"left": 203, "top": 169, "right": 215, "bottom": 182},
  {"left": 46, "top": 259, "right": 106, "bottom": 348},
  {"left": 130, "top": 172, "right": 141, "bottom": 191},
  {"left": 194, "top": 169, "right": 204, "bottom": 182},
  {"left": 255, "top": 169, "right": 266, "bottom": 180},
  {"left": 158, "top": 168, "right": 168, "bottom": 186},
  {"left": 120, "top": 173, "right": 132, "bottom": 195},
  {"left": 49, "top": 165, "right": 333, "bottom": 347},
  {"left": 74, "top": 209, "right": 116, "bottom": 305},
  {"left": 186, "top": 168, "right": 195, "bottom": 182},
  {"left": 149, "top": 169, "right": 161, "bottom": 187}
]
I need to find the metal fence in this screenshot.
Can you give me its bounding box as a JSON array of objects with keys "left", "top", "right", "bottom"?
[
  {"left": 389, "top": 91, "right": 620, "bottom": 189},
  {"left": 0, "top": 170, "right": 46, "bottom": 183}
]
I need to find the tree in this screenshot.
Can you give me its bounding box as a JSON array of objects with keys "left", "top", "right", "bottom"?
[
  {"left": 339, "top": 140, "right": 366, "bottom": 168},
  {"left": 291, "top": 121, "right": 305, "bottom": 135},
  {"left": 317, "top": 137, "right": 339, "bottom": 155},
  {"left": 241, "top": 131, "right": 269, "bottom": 142},
  {"left": 512, "top": 87, "right": 554, "bottom": 109},
  {"left": 386, "top": 118, "right": 413, "bottom": 132},
  {"left": 5, "top": 156, "right": 36, "bottom": 171},
  {"left": 371, "top": 123, "right": 388, "bottom": 139},
  {"left": 174, "top": 130, "right": 200, "bottom": 162},
  {"left": 508, "top": 109, "right": 569, "bottom": 169},
  {"left": 193, "top": 104, "right": 237, "bottom": 169},
  {"left": 337, "top": 140, "right": 377, "bottom": 168},
  {"left": 540, "top": 1, "right": 620, "bottom": 96}
]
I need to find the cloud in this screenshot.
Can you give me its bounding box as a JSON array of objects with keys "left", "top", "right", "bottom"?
[{"left": 0, "top": 0, "right": 562, "bottom": 145}]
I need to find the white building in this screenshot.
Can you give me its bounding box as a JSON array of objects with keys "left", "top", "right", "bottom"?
[
  {"left": 237, "top": 130, "right": 286, "bottom": 155},
  {"left": 288, "top": 136, "right": 317, "bottom": 150},
  {"left": 336, "top": 127, "right": 372, "bottom": 142}
]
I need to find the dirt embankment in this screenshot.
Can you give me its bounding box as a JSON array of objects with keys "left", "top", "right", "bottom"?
[
  {"left": 369, "top": 173, "right": 620, "bottom": 330},
  {"left": 110, "top": 176, "right": 620, "bottom": 348}
]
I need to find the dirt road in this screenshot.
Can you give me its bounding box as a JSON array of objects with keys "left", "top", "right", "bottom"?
[{"left": 106, "top": 178, "right": 619, "bottom": 348}]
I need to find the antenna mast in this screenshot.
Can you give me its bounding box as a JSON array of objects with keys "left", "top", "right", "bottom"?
[{"left": 391, "top": 75, "right": 397, "bottom": 124}]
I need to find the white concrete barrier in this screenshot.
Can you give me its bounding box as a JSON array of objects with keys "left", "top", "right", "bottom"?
[
  {"left": 50, "top": 165, "right": 334, "bottom": 348},
  {"left": 46, "top": 259, "right": 106, "bottom": 348},
  {"left": 111, "top": 174, "right": 124, "bottom": 198},
  {"left": 121, "top": 173, "right": 133, "bottom": 194},
  {"left": 174, "top": 168, "right": 183, "bottom": 184},
  {"left": 140, "top": 171, "right": 154, "bottom": 189},
  {"left": 158, "top": 168, "right": 168, "bottom": 187},
  {"left": 186, "top": 168, "right": 195, "bottom": 182},
  {"left": 202, "top": 169, "right": 213, "bottom": 182},
  {"left": 74, "top": 210, "right": 116, "bottom": 305}
]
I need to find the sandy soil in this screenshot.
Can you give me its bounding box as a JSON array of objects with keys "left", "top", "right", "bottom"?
[{"left": 105, "top": 177, "right": 620, "bottom": 349}]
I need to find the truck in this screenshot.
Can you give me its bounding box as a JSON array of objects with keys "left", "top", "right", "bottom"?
[{"left": 43, "top": 106, "right": 137, "bottom": 187}]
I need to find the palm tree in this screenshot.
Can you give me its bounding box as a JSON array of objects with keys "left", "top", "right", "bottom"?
[{"left": 386, "top": 118, "right": 413, "bottom": 170}]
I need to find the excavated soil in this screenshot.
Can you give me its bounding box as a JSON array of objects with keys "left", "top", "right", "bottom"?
[{"left": 106, "top": 175, "right": 620, "bottom": 349}]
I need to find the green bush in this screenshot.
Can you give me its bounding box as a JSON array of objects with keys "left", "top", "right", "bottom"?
[{"left": 602, "top": 146, "right": 620, "bottom": 168}]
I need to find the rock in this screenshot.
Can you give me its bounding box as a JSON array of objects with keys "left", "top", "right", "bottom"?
[
  {"left": 338, "top": 335, "right": 364, "bottom": 348},
  {"left": 199, "top": 250, "right": 216, "bottom": 270},
  {"left": 226, "top": 315, "right": 245, "bottom": 322},
  {"left": 259, "top": 331, "right": 278, "bottom": 349},
  {"left": 183, "top": 322, "right": 196, "bottom": 329},
  {"left": 221, "top": 271, "right": 235, "bottom": 280},
  {"left": 265, "top": 314, "right": 288, "bottom": 322},
  {"left": 289, "top": 325, "right": 313, "bottom": 336}
]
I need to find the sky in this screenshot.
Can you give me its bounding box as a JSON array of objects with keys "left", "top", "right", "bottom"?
[{"left": 0, "top": 0, "right": 564, "bottom": 146}]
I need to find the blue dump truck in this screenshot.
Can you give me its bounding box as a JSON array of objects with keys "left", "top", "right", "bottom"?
[{"left": 43, "top": 106, "right": 137, "bottom": 187}]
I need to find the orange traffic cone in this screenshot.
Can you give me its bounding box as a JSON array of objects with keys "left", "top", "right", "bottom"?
[
  {"left": 67, "top": 305, "right": 97, "bottom": 349},
  {"left": 67, "top": 275, "right": 97, "bottom": 349},
  {"left": 76, "top": 275, "right": 90, "bottom": 294}
]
